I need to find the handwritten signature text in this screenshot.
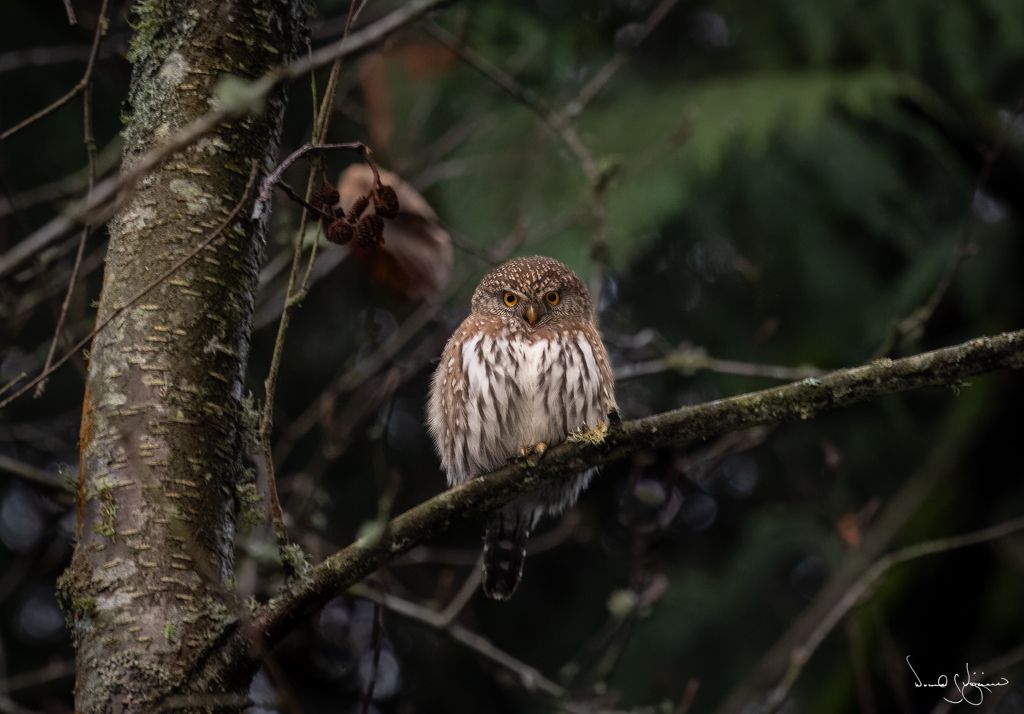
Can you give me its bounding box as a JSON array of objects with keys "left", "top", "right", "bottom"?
[{"left": 906, "top": 656, "right": 1010, "bottom": 706}]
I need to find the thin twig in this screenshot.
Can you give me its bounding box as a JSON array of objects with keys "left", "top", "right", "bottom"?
[
  {"left": 424, "top": 21, "right": 613, "bottom": 308},
  {"left": 0, "top": 163, "right": 259, "bottom": 410},
  {"left": 252, "top": 142, "right": 368, "bottom": 224},
  {"left": 308, "top": 0, "right": 370, "bottom": 190},
  {"left": 437, "top": 558, "right": 483, "bottom": 626},
  {"left": 257, "top": 0, "right": 371, "bottom": 547},
  {"left": 0, "top": 0, "right": 451, "bottom": 279},
  {"left": 0, "top": 658, "right": 75, "bottom": 693},
  {"left": 397, "top": 512, "right": 582, "bottom": 567},
  {"left": 62, "top": 0, "right": 78, "bottom": 25},
  {"left": 0, "top": 694, "right": 45, "bottom": 714},
  {"left": 0, "top": 44, "right": 98, "bottom": 74},
  {"left": 424, "top": 22, "right": 598, "bottom": 181},
  {"left": 675, "top": 679, "right": 700, "bottom": 714},
  {"left": 275, "top": 180, "right": 335, "bottom": 222},
  {"left": 0, "top": 454, "right": 69, "bottom": 493},
  {"left": 759, "top": 514, "right": 1024, "bottom": 713},
  {"left": 12, "top": 250, "right": 104, "bottom": 322},
  {"left": 560, "top": 0, "right": 681, "bottom": 120},
  {"left": 674, "top": 426, "right": 772, "bottom": 489},
  {"left": 272, "top": 296, "right": 443, "bottom": 465},
  {"left": 350, "top": 584, "right": 567, "bottom": 698},
  {"left": 360, "top": 602, "right": 384, "bottom": 714},
  {"left": 34, "top": 0, "right": 110, "bottom": 398},
  {"left": 561, "top": 574, "right": 668, "bottom": 689},
  {"left": 715, "top": 417, "right": 981, "bottom": 714},
  {"left": 0, "top": 1, "right": 111, "bottom": 140},
  {"left": 0, "top": 136, "right": 120, "bottom": 218},
  {"left": 874, "top": 99, "right": 1024, "bottom": 358},
  {"left": 616, "top": 346, "right": 825, "bottom": 382}
]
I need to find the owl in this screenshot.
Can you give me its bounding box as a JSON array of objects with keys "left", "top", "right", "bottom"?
[{"left": 427, "top": 256, "right": 616, "bottom": 600}]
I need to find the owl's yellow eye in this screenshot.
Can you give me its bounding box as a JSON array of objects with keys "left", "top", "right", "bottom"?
[
  {"left": 502, "top": 291, "right": 519, "bottom": 308},
  {"left": 545, "top": 290, "right": 560, "bottom": 306}
]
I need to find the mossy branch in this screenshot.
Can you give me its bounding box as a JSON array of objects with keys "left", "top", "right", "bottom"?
[{"left": 206, "top": 328, "right": 1024, "bottom": 684}]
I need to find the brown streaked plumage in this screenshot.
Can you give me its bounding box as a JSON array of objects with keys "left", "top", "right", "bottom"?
[{"left": 427, "top": 256, "right": 616, "bottom": 599}]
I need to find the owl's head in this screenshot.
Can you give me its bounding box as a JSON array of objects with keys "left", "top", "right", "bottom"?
[{"left": 470, "top": 255, "right": 594, "bottom": 328}]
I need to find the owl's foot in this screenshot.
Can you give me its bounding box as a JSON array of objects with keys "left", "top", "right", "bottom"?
[
  {"left": 567, "top": 421, "right": 609, "bottom": 446},
  {"left": 517, "top": 441, "right": 547, "bottom": 466},
  {"left": 607, "top": 405, "right": 623, "bottom": 430}
]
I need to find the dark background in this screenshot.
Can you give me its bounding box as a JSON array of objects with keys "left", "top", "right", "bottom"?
[{"left": 1, "top": 0, "right": 1023, "bottom": 712}]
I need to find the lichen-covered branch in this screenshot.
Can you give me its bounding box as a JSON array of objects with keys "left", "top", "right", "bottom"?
[{"left": 206, "top": 328, "right": 1023, "bottom": 683}]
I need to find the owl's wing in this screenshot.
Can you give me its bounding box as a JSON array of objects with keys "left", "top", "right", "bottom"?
[
  {"left": 427, "top": 323, "right": 471, "bottom": 485},
  {"left": 582, "top": 323, "right": 617, "bottom": 420}
]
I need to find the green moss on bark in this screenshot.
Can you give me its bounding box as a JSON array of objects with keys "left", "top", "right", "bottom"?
[{"left": 65, "top": 1, "right": 306, "bottom": 711}]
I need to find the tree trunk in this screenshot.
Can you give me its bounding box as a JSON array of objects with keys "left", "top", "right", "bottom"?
[{"left": 60, "top": 1, "right": 303, "bottom": 710}]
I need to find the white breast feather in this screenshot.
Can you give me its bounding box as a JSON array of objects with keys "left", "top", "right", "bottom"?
[
  {"left": 438, "top": 327, "right": 609, "bottom": 517},
  {"left": 459, "top": 333, "right": 599, "bottom": 470}
]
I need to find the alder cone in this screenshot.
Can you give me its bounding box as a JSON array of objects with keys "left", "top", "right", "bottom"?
[
  {"left": 338, "top": 165, "right": 452, "bottom": 300},
  {"left": 356, "top": 214, "right": 385, "bottom": 247},
  {"left": 326, "top": 218, "right": 354, "bottom": 245},
  {"left": 312, "top": 185, "right": 340, "bottom": 212},
  {"left": 349, "top": 194, "right": 370, "bottom": 221},
  {"left": 373, "top": 184, "right": 400, "bottom": 218}
]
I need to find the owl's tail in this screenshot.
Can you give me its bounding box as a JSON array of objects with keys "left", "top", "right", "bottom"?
[{"left": 482, "top": 508, "right": 532, "bottom": 601}]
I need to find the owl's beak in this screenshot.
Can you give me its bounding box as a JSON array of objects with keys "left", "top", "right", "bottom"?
[{"left": 524, "top": 304, "right": 539, "bottom": 326}]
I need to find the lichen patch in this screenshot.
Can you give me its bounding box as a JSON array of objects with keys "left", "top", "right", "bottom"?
[
  {"left": 169, "top": 178, "right": 212, "bottom": 215},
  {"left": 158, "top": 51, "right": 188, "bottom": 87}
]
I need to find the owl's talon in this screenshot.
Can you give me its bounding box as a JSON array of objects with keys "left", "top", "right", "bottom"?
[
  {"left": 608, "top": 405, "right": 623, "bottom": 430},
  {"left": 516, "top": 442, "right": 547, "bottom": 466}
]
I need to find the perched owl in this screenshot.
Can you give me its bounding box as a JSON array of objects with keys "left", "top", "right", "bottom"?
[{"left": 427, "top": 256, "right": 616, "bottom": 600}]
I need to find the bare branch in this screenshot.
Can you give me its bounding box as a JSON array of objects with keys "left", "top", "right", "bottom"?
[
  {"left": 874, "top": 98, "right": 1023, "bottom": 357},
  {"left": 758, "top": 514, "right": 1024, "bottom": 713},
  {"left": 0, "top": 454, "right": 69, "bottom": 493},
  {"left": 676, "top": 679, "right": 700, "bottom": 714},
  {"left": 0, "top": 658, "right": 75, "bottom": 693},
  {"left": 715, "top": 419, "right": 978, "bottom": 714},
  {"left": 0, "top": 0, "right": 108, "bottom": 140},
  {"left": 0, "top": 137, "right": 120, "bottom": 217},
  {"left": 256, "top": 0, "right": 374, "bottom": 548},
  {"left": 349, "top": 584, "right": 568, "bottom": 699},
  {"left": 251, "top": 141, "right": 370, "bottom": 224},
  {"left": 0, "top": 0, "right": 452, "bottom": 280},
  {"left": 34, "top": 0, "right": 111, "bottom": 398},
  {"left": 437, "top": 559, "right": 482, "bottom": 627},
  {"left": 424, "top": 21, "right": 613, "bottom": 307},
  {"left": 0, "top": 44, "right": 94, "bottom": 74},
  {"left": 199, "top": 328, "right": 1024, "bottom": 685},
  {"left": 0, "top": 164, "right": 259, "bottom": 410},
  {"left": 560, "top": 0, "right": 681, "bottom": 120},
  {"left": 0, "top": 693, "right": 46, "bottom": 714},
  {"left": 62, "top": 0, "right": 78, "bottom": 25},
  {"left": 616, "top": 345, "right": 824, "bottom": 382},
  {"left": 359, "top": 601, "right": 384, "bottom": 714}
]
